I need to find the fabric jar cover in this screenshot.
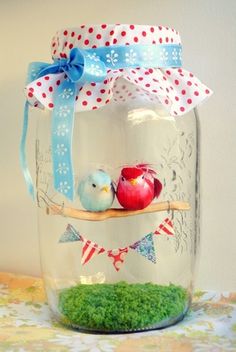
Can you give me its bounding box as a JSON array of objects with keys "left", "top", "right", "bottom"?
[
  {"left": 22, "top": 24, "right": 212, "bottom": 201},
  {"left": 26, "top": 24, "right": 212, "bottom": 116}
]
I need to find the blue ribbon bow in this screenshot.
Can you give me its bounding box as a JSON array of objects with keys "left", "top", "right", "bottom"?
[
  {"left": 38, "top": 47, "right": 107, "bottom": 83},
  {"left": 20, "top": 44, "right": 182, "bottom": 201}
]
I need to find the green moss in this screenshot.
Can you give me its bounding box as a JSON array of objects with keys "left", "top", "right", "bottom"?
[{"left": 58, "top": 282, "right": 188, "bottom": 331}]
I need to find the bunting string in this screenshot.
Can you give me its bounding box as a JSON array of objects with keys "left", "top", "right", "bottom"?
[{"left": 59, "top": 217, "right": 174, "bottom": 271}]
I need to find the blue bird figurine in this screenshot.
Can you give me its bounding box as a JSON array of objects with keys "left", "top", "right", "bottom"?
[{"left": 78, "top": 170, "right": 115, "bottom": 212}]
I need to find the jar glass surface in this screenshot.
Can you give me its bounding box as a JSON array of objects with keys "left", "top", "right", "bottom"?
[{"left": 35, "top": 95, "right": 199, "bottom": 332}]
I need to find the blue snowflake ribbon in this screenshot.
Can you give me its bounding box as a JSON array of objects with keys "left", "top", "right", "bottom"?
[{"left": 21, "top": 44, "right": 182, "bottom": 200}]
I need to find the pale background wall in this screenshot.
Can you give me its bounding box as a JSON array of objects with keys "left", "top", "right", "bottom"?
[{"left": 0, "top": 0, "right": 235, "bottom": 291}]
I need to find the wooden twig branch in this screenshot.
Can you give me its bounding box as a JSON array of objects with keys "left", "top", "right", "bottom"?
[{"left": 43, "top": 199, "right": 190, "bottom": 222}]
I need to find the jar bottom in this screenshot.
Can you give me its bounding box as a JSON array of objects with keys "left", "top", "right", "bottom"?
[
  {"left": 56, "top": 282, "right": 190, "bottom": 333},
  {"left": 57, "top": 307, "right": 189, "bottom": 334}
]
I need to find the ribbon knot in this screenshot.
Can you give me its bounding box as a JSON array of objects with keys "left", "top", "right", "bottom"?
[{"left": 36, "top": 48, "right": 107, "bottom": 84}]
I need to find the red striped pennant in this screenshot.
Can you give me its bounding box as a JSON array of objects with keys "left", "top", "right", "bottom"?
[
  {"left": 81, "top": 239, "right": 105, "bottom": 265},
  {"left": 154, "top": 217, "right": 175, "bottom": 236}
]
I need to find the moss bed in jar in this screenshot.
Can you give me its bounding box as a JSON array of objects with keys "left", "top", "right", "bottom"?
[{"left": 58, "top": 282, "right": 188, "bottom": 331}]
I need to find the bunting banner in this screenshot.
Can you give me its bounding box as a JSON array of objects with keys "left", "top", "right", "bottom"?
[{"left": 59, "top": 217, "right": 174, "bottom": 271}]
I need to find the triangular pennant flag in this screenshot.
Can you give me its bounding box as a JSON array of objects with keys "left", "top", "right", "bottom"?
[
  {"left": 81, "top": 239, "right": 105, "bottom": 265},
  {"left": 154, "top": 218, "right": 175, "bottom": 236},
  {"left": 59, "top": 224, "right": 82, "bottom": 243},
  {"left": 130, "top": 233, "right": 156, "bottom": 264},
  {"left": 107, "top": 247, "right": 129, "bottom": 271}
]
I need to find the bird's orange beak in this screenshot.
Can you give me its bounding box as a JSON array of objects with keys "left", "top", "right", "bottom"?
[
  {"left": 129, "top": 178, "right": 137, "bottom": 186},
  {"left": 101, "top": 185, "right": 109, "bottom": 192}
]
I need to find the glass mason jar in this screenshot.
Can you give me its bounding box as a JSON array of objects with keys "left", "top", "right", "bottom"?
[
  {"left": 35, "top": 101, "right": 199, "bottom": 332},
  {"left": 22, "top": 24, "right": 212, "bottom": 333}
]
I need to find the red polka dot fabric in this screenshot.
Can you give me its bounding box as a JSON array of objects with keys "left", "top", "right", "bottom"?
[{"left": 26, "top": 24, "right": 212, "bottom": 116}]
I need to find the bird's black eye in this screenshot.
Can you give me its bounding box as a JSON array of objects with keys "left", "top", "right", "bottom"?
[
  {"left": 121, "top": 176, "right": 125, "bottom": 181},
  {"left": 142, "top": 175, "right": 144, "bottom": 179},
  {"left": 92, "top": 183, "right": 96, "bottom": 188}
]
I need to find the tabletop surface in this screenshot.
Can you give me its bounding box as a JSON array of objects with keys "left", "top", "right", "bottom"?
[{"left": 0, "top": 272, "right": 235, "bottom": 352}]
